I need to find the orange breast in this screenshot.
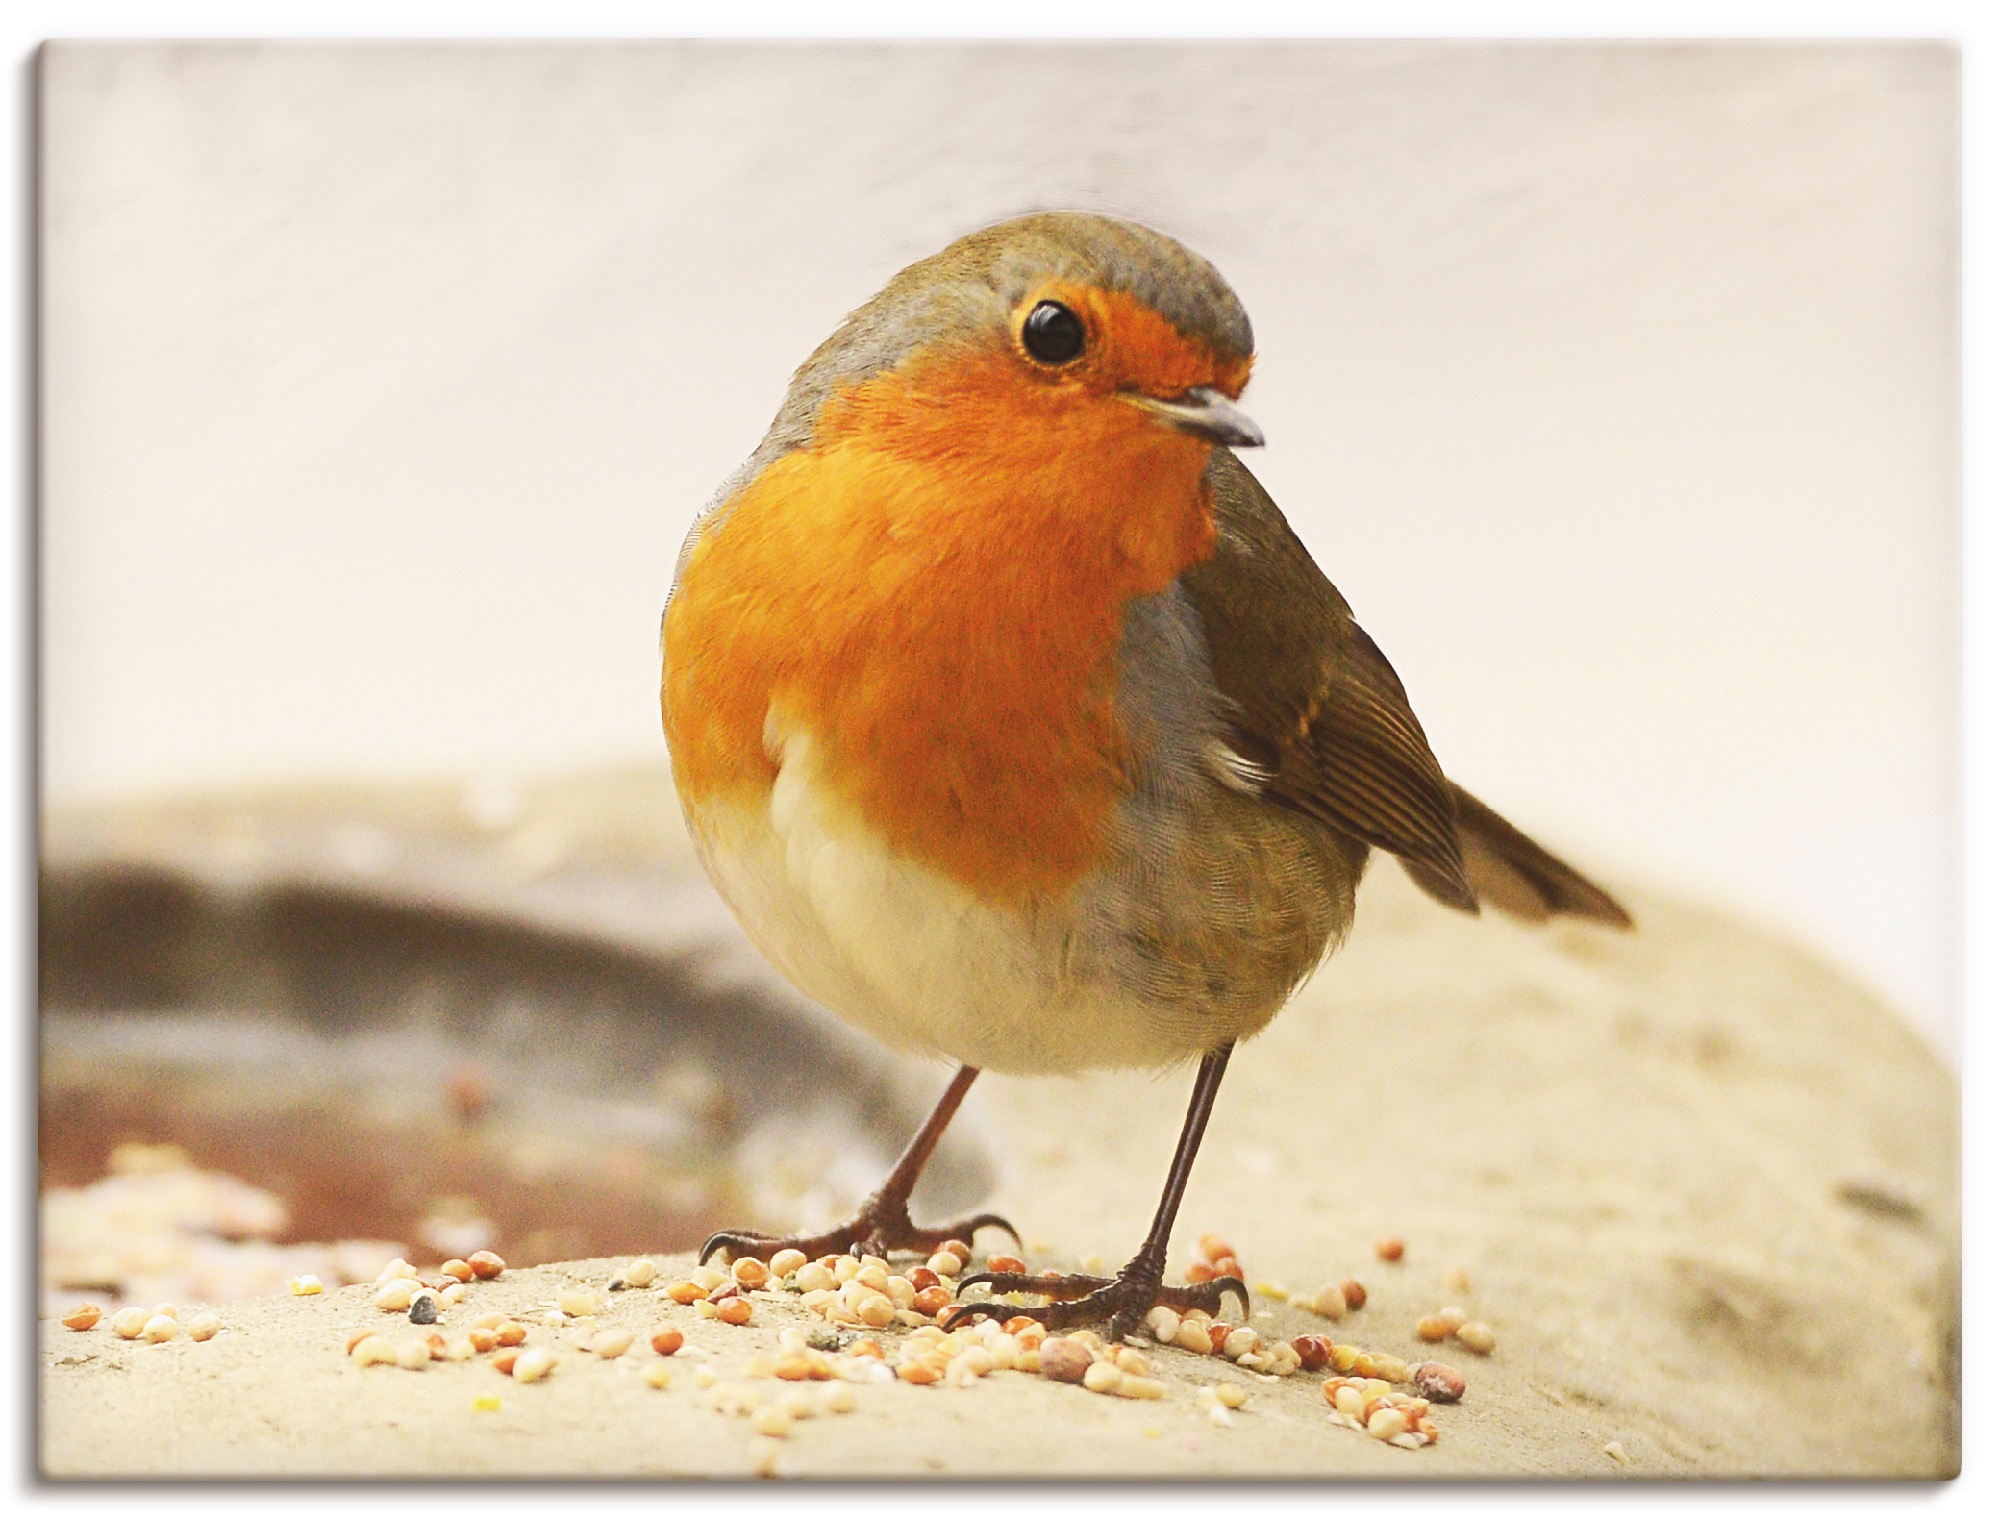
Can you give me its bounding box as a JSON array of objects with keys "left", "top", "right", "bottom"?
[{"left": 663, "top": 344, "right": 1224, "bottom": 904}]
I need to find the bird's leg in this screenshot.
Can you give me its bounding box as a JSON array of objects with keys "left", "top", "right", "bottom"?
[
  {"left": 699, "top": 1064, "right": 1016, "bottom": 1264},
  {"left": 946, "top": 1043, "right": 1245, "bottom": 1342}
]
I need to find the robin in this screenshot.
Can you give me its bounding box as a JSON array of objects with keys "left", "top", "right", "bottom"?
[{"left": 661, "top": 212, "right": 1630, "bottom": 1338}]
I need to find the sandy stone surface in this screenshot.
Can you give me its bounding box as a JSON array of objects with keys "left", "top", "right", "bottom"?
[{"left": 39, "top": 771, "right": 1959, "bottom": 1479}]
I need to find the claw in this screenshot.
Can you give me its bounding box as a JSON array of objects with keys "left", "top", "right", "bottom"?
[
  {"left": 956, "top": 1269, "right": 1098, "bottom": 1302},
  {"left": 943, "top": 1262, "right": 1244, "bottom": 1340},
  {"left": 692, "top": 1208, "right": 1016, "bottom": 1267},
  {"left": 1205, "top": 1274, "right": 1250, "bottom": 1317},
  {"left": 941, "top": 1300, "right": 1016, "bottom": 1331},
  {"left": 698, "top": 1230, "right": 765, "bottom": 1266}
]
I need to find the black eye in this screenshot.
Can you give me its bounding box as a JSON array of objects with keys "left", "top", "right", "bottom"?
[{"left": 1021, "top": 300, "right": 1086, "bottom": 365}]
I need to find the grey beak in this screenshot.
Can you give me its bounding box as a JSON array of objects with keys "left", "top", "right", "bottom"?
[{"left": 1123, "top": 386, "right": 1266, "bottom": 448}]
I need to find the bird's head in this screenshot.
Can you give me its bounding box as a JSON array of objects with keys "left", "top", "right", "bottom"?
[{"left": 753, "top": 213, "right": 1262, "bottom": 490}]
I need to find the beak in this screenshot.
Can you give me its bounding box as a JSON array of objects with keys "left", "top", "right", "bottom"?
[{"left": 1122, "top": 386, "right": 1265, "bottom": 449}]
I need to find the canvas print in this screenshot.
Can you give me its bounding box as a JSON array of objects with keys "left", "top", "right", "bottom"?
[{"left": 38, "top": 39, "right": 1959, "bottom": 1479}]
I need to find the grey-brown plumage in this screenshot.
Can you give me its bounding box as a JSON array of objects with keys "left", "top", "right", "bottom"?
[{"left": 1185, "top": 449, "right": 1632, "bottom": 930}]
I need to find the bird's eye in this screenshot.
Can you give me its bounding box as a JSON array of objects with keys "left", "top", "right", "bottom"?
[{"left": 1021, "top": 300, "right": 1086, "bottom": 365}]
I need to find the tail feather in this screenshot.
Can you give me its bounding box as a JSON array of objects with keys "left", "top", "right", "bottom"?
[{"left": 1403, "top": 783, "right": 1633, "bottom": 929}]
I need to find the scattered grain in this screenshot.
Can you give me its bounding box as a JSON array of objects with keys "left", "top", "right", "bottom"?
[
  {"left": 372, "top": 1280, "right": 416, "bottom": 1313},
  {"left": 1412, "top": 1361, "right": 1465, "bottom": 1402},
  {"left": 911, "top": 1286, "right": 952, "bottom": 1316},
  {"left": 1308, "top": 1284, "right": 1349, "bottom": 1321},
  {"left": 393, "top": 1336, "right": 430, "bottom": 1370},
  {"left": 792, "top": 1262, "right": 836, "bottom": 1294},
  {"left": 1082, "top": 1360, "right": 1124, "bottom": 1394},
  {"left": 1367, "top": 1405, "right": 1408, "bottom": 1439},
  {"left": 588, "top": 1329, "right": 635, "bottom": 1359},
  {"left": 439, "top": 1259, "right": 474, "bottom": 1282},
  {"left": 289, "top": 1275, "right": 324, "bottom": 1297},
  {"left": 1455, "top": 1321, "right": 1496, "bottom": 1355},
  {"left": 351, "top": 1335, "right": 397, "bottom": 1368},
  {"left": 467, "top": 1250, "right": 506, "bottom": 1280},
  {"left": 1037, "top": 1337, "right": 1093, "bottom": 1383},
  {"left": 717, "top": 1297, "right": 753, "bottom": 1327},
  {"left": 186, "top": 1313, "right": 222, "bottom": 1342},
  {"left": 512, "top": 1346, "right": 557, "bottom": 1382},
  {"left": 59, "top": 1304, "right": 101, "bottom": 1332},
  {"left": 926, "top": 1252, "right": 961, "bottom": 1279},
  {"left": 749, "top": 1402, "right": 792, "bottom": 1438},
  {"left": 1175, "top": 1321, "right": 1214, "bottom": 1355},
  {"left": 1292, "top": 1335, "right": 1333, "bottom": 1373},
  {"left": 142, "top": 1315, "right": 180, "bottom": 1344},
  {"left": 1341, "top": 1279, "right": 1368, "bottom": 1310}
]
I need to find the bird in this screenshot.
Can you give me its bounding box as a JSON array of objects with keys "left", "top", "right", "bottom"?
[{"left": 660, "top": 211, "right": 1631, "bottom": 1339}]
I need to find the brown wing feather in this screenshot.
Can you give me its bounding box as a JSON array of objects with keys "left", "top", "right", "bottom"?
[
  {"left": 1450, "top": 783, "right": 1634, "bottom": 927},
  {"left": 1181, "top": 451, "right": 1632, "bottom": 930},
  {"left": 1181, "top": 452, "right": 1476, "bottom": 911}
]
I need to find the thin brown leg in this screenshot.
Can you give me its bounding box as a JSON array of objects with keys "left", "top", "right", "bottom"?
[
  {"left": 947, "top": 1043, "right": 1245, "bottom": 1340},
  {"left": 699, "top": 1064, "right": 1016, "bottom": 1264}
]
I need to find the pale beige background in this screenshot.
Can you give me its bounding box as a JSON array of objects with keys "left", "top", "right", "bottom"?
[{"left": 40, "top": 41, "right": 1959, "bottom": 1057}]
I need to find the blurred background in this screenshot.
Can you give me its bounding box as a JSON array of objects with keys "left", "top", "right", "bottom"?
[{"left": 38, "top": 41, "right": 1958, "bottom": 1304}]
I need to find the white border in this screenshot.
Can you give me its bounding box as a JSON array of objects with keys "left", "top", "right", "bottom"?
[{"left": 4, "top": 5, "right": 1986, "bottom": 1517}]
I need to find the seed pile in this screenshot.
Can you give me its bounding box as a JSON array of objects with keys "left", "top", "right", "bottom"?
[
  {"left": 677, "top": 1229, "right": 1465, "bottom": 1451},
  {"left": 49, "top": 1221, "right": 1486, "bottom": 1467},
  {"left": 696, "top": 1242, "right": 972, "bottom": 1333},
  {"left": 1323, "top": 1377, "right": 1438, "bottom": 1448}
]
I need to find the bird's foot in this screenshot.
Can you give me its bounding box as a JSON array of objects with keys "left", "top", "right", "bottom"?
[
  {"left": 944, "top": 1263, "right": 1247, "bottom": 1343},
  {"left": 698, "top": 1196, "right": 1017, "bottom": 1266}
]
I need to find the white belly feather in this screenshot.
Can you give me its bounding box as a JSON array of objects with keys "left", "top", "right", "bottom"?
[{"left": 685, "top": 722, "right": 1200, "bottom": 1075}]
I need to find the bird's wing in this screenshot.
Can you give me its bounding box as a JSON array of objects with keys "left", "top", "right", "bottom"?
[
  {"left": 1179, "top": 451, "right": 1632, "bottom": 928},
  {"left": 1180, "top": 451, "right": 1476, "bottom": 911}
]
